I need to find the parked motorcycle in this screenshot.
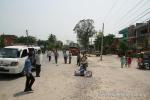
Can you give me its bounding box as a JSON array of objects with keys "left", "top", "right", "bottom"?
[{"left": 137, "top": 52, "right": 150, "bottom": 69}]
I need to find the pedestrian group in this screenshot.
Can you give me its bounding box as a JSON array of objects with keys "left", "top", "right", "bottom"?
[
  {"left": 23, "top": 48, "right": 92, "bottom": 92},
  {"left": 120, "top": 55, "right": 132, "bottom": 68}
]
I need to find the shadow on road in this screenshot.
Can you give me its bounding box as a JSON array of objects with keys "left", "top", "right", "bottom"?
[
  {"left": 13, "top": 91, "right": 33, "bottom": 97},
  {"left": 136, "top": 68, "right": 150, "bottom": 71},
  {"left": 0, "top": 74, "right": 22, "bottom": 81}
]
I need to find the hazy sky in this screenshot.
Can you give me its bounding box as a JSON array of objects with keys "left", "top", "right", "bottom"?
[{"left": 0, "top": 0, "right": 150, "bottom": 43}]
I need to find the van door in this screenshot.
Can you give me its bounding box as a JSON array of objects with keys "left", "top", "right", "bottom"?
[{"left": 19, "top": 49, "right": 28, "bottom": 72}]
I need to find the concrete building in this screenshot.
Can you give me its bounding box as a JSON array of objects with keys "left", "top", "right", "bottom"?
[
  {"left": 128, "top": 25, "right": 136, "bottom": 49},
  {"left": 135, "top": 20, "right": 150, "bottom": 50},
  {"left": 119, "top": 27, "right": 128, "bottom": 43},
  {"left": 119, "top": 20, "right": 150, "bottom": 51}
]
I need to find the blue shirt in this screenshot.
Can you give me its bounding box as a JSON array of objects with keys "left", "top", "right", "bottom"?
[{"left": 23, "top": 58, "right": 32, "bottom": 74}]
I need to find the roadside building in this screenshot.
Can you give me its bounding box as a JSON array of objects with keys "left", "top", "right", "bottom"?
[
  {"left": 0, "top": 34, "right": 16, "bottom": 47},
  {"left": 128, "top": 25, "right": 136, "bottom": 49},
  {"left": 118, "top": 27, "right": 129, "bottom": 55},
  {"left": 135, "top": 21, "right": 150, "bottom": 51},
  {"left": 119, "top": 27, "right": 128, "bottom": 44},
  {"left": 119, "top": 20, "right": 150, "bottom": 51}
]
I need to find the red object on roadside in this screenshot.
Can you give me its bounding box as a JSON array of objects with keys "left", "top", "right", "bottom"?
[
  {"left": 69, "top": 47, "right": 79, "bottom": 56},
  {"left": 127, "top": 57, "right": 132, "bottom": 64}
]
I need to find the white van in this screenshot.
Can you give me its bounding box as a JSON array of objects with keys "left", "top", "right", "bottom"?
[{"left": 0, "top": 46, "right": 29, "bottom": 74}]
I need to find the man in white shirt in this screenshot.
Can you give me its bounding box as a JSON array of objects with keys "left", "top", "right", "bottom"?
[
  {"left": 35, "top": 50, "right": 41, "bottom": 77},
  {"left": 47, "top": 50, "right": 52, "bottom": 62}
]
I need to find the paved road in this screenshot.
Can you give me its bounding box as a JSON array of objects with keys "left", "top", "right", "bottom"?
[{"left": 0, "top": 53, "right": 150, "bottom": 100}]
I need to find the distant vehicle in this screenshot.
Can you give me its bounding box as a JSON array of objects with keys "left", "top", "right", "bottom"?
[
  {"left": 69, "top": 46, "right": 80, "bottom": 56},
  {"left": 80, "top": 50, "right": 87, "bottom": 54},
  {"left": 0, "top": 46, "right": 29, "bottom": 74},
  {"left": 137, "top": 51, "right": 150, "bottom": 69},
  {"left": 93, "top": 50, "right": 107, "bottom": 56},
  {"left": 94, "top": 51, "right": 100, "bottom": 56}
]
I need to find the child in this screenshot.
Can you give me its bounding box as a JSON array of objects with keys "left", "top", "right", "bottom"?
[
  {"left": 120, "top": 56, "right": 125, "bottom": 68},
  {"left": 127, "top": 56, "right": 132, "bottom": 68},
  {"left": 79, "top": 53, "right": 88, "bottom": 76}
]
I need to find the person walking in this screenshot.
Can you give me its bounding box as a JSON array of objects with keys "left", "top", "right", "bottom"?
[
  {"left": 23, "top": 53, "right": 35, "bottom": 92},
  {"left": 68, "top": 51, "right": 72, "bottom": 64},
  {"left": 125, "top": 55, "right": 128, "bottom": 67},
  {"left": 54, "top": 49, "right": 59, "bottom": 64},
  {"left": 47, "top": 50, "right": 52, "bottom": 62},
  {"left": 77, "top": 52, "right": 81, "bottom": 66},
  {"left": 63, "top": 51, "right": 68, "bottom": 64},
  {"left": 120, "top": 56, "right": 125, "bottom": 68},
  {"left": 127, "top": 56, "right": 132, "bottom": 68},
  {"left": 35, "top": 50, "right": 41, "bottom": 77}
]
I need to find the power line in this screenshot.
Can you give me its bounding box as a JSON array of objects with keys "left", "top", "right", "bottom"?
[
  {"left": 130, "top": 11, "right": 150, "bottom": 24},
  {"left": 105, "top": 0, "right": 147, "bottom": 36},
  {"left": 142, "top": 17, "right": 150, "bottom": 23},
  {"left": 115, "top": 0, "right": 150, "bottom": 27},
  {"left": 113, "top": 7, "right": 150, "bottom": 35},
  {"left": 103, "top": 0, "right": 119, "bottom": 22},
  {"left": 114, "top": 15, "right": 150, "bottom": 37},
  {"left": 118, "top": 8, "right": 150, "bottom": 30},
  {"left": 113, "top": 13, "right": 150, "bottom": 36},
  {"left": 105, "top": 0, "right": 127, "bottom": 24},
  {"left": 114, "top": 0, "right": 149, "bottom": 26},
  {"left": 112, "top": 0, "right": 146, "bottom": 34},
  {"left": 116, "top": 0, "right": 144, "bottom": 23}
]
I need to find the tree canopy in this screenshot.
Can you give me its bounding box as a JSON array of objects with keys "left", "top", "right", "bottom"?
[
  {"left": 14, "top": 36, "right": 36, "bottom": 45},
  {"left": 94, "top": 34, "right": 115, "bottom": 53},
  {"left": 48, "top": 34, "right": 57, "bottom": 43},
  {"left": 47, "top": 34, "right": 63, "bottom": 50},
  {"left": 73, "top": 19, "right": 96, "bottom": 49}
]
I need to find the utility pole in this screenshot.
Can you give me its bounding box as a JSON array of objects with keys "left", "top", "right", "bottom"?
[
  {"left": 26, "top": 30, "right": 29, "bottom": 46},
  {"left": 100, "top": 23, "right": 104, "bottom": 61},
  {"left": 98, "top": 30, "right": 101, "bottom": 52}
]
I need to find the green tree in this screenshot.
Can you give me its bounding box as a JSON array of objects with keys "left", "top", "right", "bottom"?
[
  {"left": 28, "top": 36, "right": 36, "bottom": 44},
  {"left": 48, "top": 34, "right": 56, "bottom": 43},
  {"left": 47, "top": 34, "right": 57, "bottom": 49},
  {"left": 36, "top": 39, "right": 47, "bottom": 53},
  {"left": 94, "top": 34, "right": 115, "bottom": 53},
  {"left": 14, "top": 36, "right": 36, "bottom": 45},
  {"left": 119, "top": 41, "right": 128, "bottom": 55},
  {"left": 103, "top": 34, "right": 115, "bottom": 46},
  {"left": 73, "top": 19, "right": 96, "bottom": 50},
  {"left": 94, "top": 34, "right": 102, "bottom": 51},
  {"left": 103, "top": 34, "right": 115, "bottom": 53},
  {"left": 55, "top": 40, "right": 63, "bottom": 49},
  {"left": 37, "top": 39, "right": 46, "bottom": 46}
]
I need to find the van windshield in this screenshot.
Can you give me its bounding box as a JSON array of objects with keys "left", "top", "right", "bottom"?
[{"left": 0, "top": 48, "right": 20, "bottom": 58}]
